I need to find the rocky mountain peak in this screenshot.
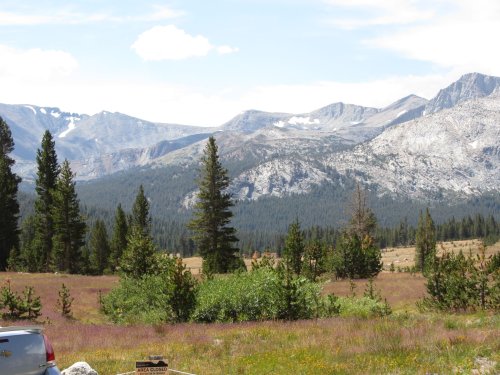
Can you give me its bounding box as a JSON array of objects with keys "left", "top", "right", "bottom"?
[
  {"left": 425, "top": 72, "right": 500, "bottom": 114},
  {"left": 221, "top": 110, "right": 291, "bottom": 133},
  {"left": 382, "top": 94, "right": 427, "bottom": 111}
]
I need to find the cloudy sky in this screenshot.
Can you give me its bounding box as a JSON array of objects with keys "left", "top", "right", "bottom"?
[{"left": 0, "top": 0, "right": 499, "bottom": 126}]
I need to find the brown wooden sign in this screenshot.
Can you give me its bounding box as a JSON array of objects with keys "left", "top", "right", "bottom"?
[{"left": 135, "top": 360, "right": 168, "bottom": 374}]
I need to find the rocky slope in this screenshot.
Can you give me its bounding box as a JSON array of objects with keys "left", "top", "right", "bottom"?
[
  {"left": 425, "top": 72, "right": 500, "bottom": 114},
  {"left": 2, "top": 72, "right": 500, "bottom": 205},
  {"left": 324, "top": 92, "right": 500, "bottom": 200}
]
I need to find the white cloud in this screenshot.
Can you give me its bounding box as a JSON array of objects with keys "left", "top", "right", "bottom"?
[
  {"left": 131, "top": 25, "right": 238, "bottom": 61},
  {"left": 217, "top": 45, "right": 239, "bottom": 55},
  {"left": 238, "top": 74, "right": 453, "bottom": 114},
  {"left": 0, "top": 9, "right": 114, "bottom": 25},
  {"left": 325, "top": 0, "right": 500, "bottom": 77},
  {"left": 0, "top": 11, "right": 52, "bottom": 25},
  {"left": 367, "top": 1, "right": 500, "bottom": 75},
  {"left": 0, "top": 45, "right": 78, "bottom": 81},
  {"left": 131, "top": 25, "right": 212, "bottom": 60},
  {"left": 0, "top": 5, "right": 183, "bottom": 25},
  {"left": 324, "top": 0, "right": 434, "bottom": 29},
  {"left": 144, "top": 5, "right": 185, "bottom": 21}
]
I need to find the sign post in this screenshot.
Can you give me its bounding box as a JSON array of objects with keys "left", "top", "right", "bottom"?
[{"left": 135, "top": 356, "right": 168, "bottom": 375}]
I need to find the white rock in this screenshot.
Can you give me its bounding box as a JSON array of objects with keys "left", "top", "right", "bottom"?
[{"left": 62, "top": 362, "right": 98, "bottom": 375}]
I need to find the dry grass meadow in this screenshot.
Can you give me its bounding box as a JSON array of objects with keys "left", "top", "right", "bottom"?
[{"left": 0, "top": 239, "right": 498, "bottom": 374}]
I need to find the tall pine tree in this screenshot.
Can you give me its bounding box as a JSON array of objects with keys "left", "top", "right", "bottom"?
[
  {"left": 120, "top": 186, "right": 157, "bottom": 277},
  {"left": 0, "top": 117, "right": 21, "bottom": 270},
  {"left": 18, "top": 215, "right": 37, "bottom": 272},
  {"left": 89, "top": 219, "right": 110, "bottom": 275},
  {"left": 415, "top": 208, "right": 436, "bottom": 272},
  {"left": 333, "top": 183, "right": 382, "bottom": 279},
  {"left": 131, "top": 185, "right": 151, "bottom": 235},
  {"left": 33, "top": 130, "right": 59, "bottom": 271},
  {"left": 188, "top": 136, "right": 239, "bottom": 274},
  {"left": 109, "top": 204, "right": 128, "bottom": 272},
  {"left": 346, "top": 183, "right": 377, "bottom": 240},
  {"left": 52, "top": 160, "right": 86, "bottom": 273},
  {"left": 283, "top": 219, "right": 305, "bottom": 275},
  {"left": 120, "top": 226, "right": 157, "bottom": 278}
]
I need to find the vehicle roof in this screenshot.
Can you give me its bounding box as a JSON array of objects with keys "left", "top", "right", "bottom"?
[{"left": 0, "top": 326, "right": 43, "bottom": 334}]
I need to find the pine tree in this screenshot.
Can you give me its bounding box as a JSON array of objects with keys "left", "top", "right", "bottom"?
[
  {"left": 79, "top": 245, "right": 92, "bottom": 275},
  {"left": 188, "top": 137, "right": 239, "bottom": 274},
  {"left": 0, "top": 117, "right": 21, "bottom": 270},
  {"left": 333, "top": 234, "right": 364, "bottom": 279},
  {"left": 109, "top": 204, "right": 128, "bottom": 271},
  {"left": 18, "top": 215, "right": 37, "bottom": 272},
  {"left": 33, "top": 130, "right": 59, "bottom": 271},
  {"left": 415, "top": 208, "right": 436, "bottom": 272},
  {"left": 473, "top": 242, "right": 489, "bottom": 309},
  {"left": 56, "top": 283, "right": 74, "bottom": 318},
  {"left": 19, "top": 286, "right": 42, "bottom": 320},
  {"left": 360, "top": 235, "right": 382, "bottom": 278},
  {"left": 283, "top": 219, "right": 305, "bottom": 275},
  {"left": 52, "top": 160, "right": 86, "bottom": 273},
  {"left": 131, "top": 185, "right": 151, "bottom": 235},
  {"left": 89, "top": 219, "right": 110, "bottom": 275},
  {"left": 303, "top": 239, "right": 327, "bottom": 281},
  {"left": 346, "top": 183, "right": 377, "bottom": 240},
  {"left": 119, "top": 186, "right": 159, "bottom": 278},
  {"left": 170, "top": 257, "right": 197, "bottom": 322},
  {"left": 397, "top": 217, "right": 409, "bottom": 246},
  {"left": 120, "top": 226, "right": 158, "bottom": 278},
  {"left": 0, "top": 280, "right": 22, "bottom": 319},
  {"left": 333, "top": 184, "right": 381, "bottom": 279}
]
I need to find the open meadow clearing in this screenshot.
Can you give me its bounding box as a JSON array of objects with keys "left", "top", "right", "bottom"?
[{"left": 0, "top": 239, "right": 499, "bottom": 374}]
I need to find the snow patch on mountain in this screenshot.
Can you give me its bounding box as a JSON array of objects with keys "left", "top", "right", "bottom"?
[
  {"left": 273, "top": 120, "right": 285, "bottom": 128},
  {"left": 24, "top": 105, "right": 36, "bottom": 114},
  {"left": 58, "top": 116, "right": 81, "bottom": 138},
  {"left": 288, "top": 116, "right": 320, "bottom": 126}
]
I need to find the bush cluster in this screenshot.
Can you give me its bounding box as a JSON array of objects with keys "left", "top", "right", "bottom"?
[
  {"left": 191, "top": 265, "right": 391, "bottom": 323},
  {"left": 420, "top": 244, "right": 500, "bottom": 312},
  {"left": 331, "top": 235, "right": 382, "bottom": 279},
  {"left": 0, "top": 280, "right": 42, "bottom": 320},
  {"left": 101, "top": 255, "right": 196, "bottom": 324},
  {"left": 192, "top": 268, "right": 325, "bottom": 322},
  {"left": 101, "top": 256, "right": 392, "bottom": 324}
]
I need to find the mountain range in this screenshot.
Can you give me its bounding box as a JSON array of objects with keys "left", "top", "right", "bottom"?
[{"left": 2, "top": 72, "right": 500, "bottom": 217}]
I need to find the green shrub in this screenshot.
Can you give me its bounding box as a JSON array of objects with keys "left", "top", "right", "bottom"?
[
  {"left": 19, "top": 286, "right": 42, "bottom": 320},
  {"left": 102, "top": 256, "right": 197, "bottom": 324},
  {"left": 192, "top": 268, "right": 283, "bottom": 322},
  {"left": 101, "top": 275, "right": 174, "bottom": 324},
  {"left": 336, "top": 296, "right": 392, "bottom": 318},
  {"left": 0, "top": 281, "right": 42, "bottom": 320},
  {"left": 421, "top": 244, "right": 500, "bottom": 312},
  {"left": 489, "top": 252, "right": 500, "bottom": 273},
  {"left": 320, "top": 294, "right": 341, "bottom": 317},
  {"left": 333, "top": 278, "right": 391, "bottom": 318},
  {"left": 191, "top": 268, "right": 326, "bottom": 323}
]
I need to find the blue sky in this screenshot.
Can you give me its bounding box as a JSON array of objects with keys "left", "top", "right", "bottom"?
[{"left": 0, "top": 0, "right": 499, "bottom": 126}]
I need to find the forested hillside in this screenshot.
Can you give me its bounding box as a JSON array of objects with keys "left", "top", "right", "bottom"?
[{"left": 18, "top": 169, "right": 500, "bottom": 255}]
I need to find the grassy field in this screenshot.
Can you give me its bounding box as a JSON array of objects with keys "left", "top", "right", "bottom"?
[
  {"left": 381, "top": 239, "right": 499, "bottom": 271},
  {"left": 0, "top": 239, "right": 498, "bottom": 374}
]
